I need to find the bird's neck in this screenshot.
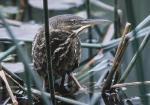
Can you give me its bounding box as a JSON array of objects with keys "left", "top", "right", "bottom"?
[{"left": 50, "top": 28, "right": 74, "bottom": 35}]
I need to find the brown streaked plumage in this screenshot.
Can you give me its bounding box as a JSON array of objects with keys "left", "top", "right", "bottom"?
[{"left": 32, "top": 14, "right": 111, "bottom": 90}]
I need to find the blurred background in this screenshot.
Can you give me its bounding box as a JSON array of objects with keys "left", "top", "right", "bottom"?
[{"left": 0, "top": 0, "right": 150, "bottom": 105}]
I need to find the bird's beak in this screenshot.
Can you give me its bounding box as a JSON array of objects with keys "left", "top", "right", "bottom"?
[{"left": 75, "top": 19, "right": 112, "bottom": 34}]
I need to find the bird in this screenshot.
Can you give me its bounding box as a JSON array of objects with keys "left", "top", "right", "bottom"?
[{"left": 32, "top": 14, "right": 110, "bottom": 91}]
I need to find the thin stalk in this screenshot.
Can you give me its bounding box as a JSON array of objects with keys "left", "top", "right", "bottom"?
[
  {"left": 81, "top": 14, "right": 150, "bottom": 49},
  {"left": 125, "top": 0, "right": 148, "bottom": 104},
  {"left": 86, "top": 0, "right": 94, "bottom": 99},
  {"left": 78, "top": 60, "right": 111, "bottom": 82},
  {"left": 102, "top": 22, "right": 130, "bottom": 91},
  {"left": 4, "top": 73, "right": 88, "bottom": 105},
  {"left": 2, "top": 64, "right": 24, "bottom": 86},
  {"left": 112, "top": 81, "right": 150, "bottom": 88},
  {"left": 79, "top": 24, "right": 114, "bottom": 76},
  {"left": 114, "top": 0, "right": 120, "bottom": 38},
  {"left": 101, "top": 23, "right": 130, "bottom": 104},
  {"left": 5, "top": 71, "right": 26, "bottom": 92},
  {"left": 81, "top": 25, "right": 150, "bottom": 51},
  {"left": 86, "top": 0, "right": 92, "bottom": 56},
  {"left": 28, "top": 88, "right": 88, "bottom": 105},
  {"left": 90, "top": 0, "right": 122, "bottom": 14},
  {"left": 6, "top": 70, "right": 87, "bottom": 105},
  {"left": 0, "top": 41, "right": 24, "bottom": 62},
  {"left": 43, "top": 0, "right": 55, "bottom": 104},
  {"left": 102, "top": 36, "right": 129, "bottom": 105},
  {"left": 119, "top": 34, "right": 150, "bottom": 83},
  {"left": 1, "top": 19, "right": 33, "bottom": 105},
  {"left": 0, "top": 11, "right": 51, "bottom": 105}
]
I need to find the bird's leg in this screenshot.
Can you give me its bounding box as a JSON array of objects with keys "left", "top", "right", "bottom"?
[
  {"left": 60, "top": 73, "right": 66, "bottom": 87},
  {"left": 68, "top": 73, "right": 85, "bottom": 91},
  {"left": 40, "top": 76, "right": 46, "bottom": 91}
]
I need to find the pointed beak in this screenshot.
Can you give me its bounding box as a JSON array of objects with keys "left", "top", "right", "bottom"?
[
  {"left": 75, "top": 19, "right": 112, "bottom": 34},
  {"left": 81, "top": 19, "right": 111, "bottom": 25}
]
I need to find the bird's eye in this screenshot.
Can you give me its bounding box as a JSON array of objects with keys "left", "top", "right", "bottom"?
[{"left": 71, "top": 19, "right": 76, "bottom": 24}]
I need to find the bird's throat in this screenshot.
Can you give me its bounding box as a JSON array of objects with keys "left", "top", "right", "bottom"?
[{"left": 73, "top": 25, "right": 92, "bottom": 35}]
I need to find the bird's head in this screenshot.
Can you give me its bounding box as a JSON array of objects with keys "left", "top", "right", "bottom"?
[{"left": 49, "top": 14, "right": 111, "bottom": 34}]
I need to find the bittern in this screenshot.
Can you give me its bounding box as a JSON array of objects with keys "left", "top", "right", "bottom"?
[{"left": 32, "top": 14, "right": 110, "bottom": 91}]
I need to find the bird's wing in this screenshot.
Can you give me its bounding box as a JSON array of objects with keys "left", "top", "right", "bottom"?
[
  {"left": 32, "top": 29, "right": 80, "bottom": 76},
  {"left": 32, "top": 28, "right": 47, "bottom": 76}
]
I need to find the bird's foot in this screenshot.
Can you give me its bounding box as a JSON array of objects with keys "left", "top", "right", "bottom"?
[{"left": 76, "top": 85, "right": 88, "bottom": 94}]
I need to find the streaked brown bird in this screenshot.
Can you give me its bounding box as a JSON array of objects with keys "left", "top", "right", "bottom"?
[{"left": 32, "top": 14, "right": 110, "bottom": 90}]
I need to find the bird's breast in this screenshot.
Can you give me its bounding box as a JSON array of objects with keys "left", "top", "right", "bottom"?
[
  {"left": 50, "top": 31, "right": 81, "bottom": 75},
  {"left": 32, "top": 29, "right": 81, "bottom": 76}
]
